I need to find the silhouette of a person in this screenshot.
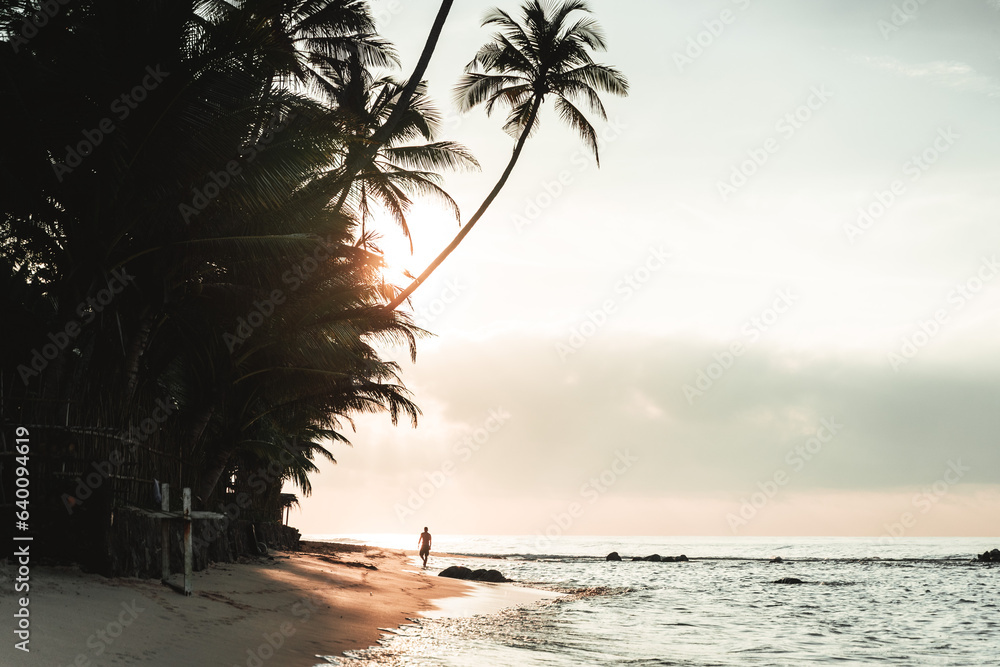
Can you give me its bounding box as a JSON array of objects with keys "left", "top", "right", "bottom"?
[{"left": 418, "top": 527, "right": 432, "bottom": 567}]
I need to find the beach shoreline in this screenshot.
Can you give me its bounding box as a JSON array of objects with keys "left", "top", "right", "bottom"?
[{"left": 0, "top": 541, "right": 554, "bottom": 666}]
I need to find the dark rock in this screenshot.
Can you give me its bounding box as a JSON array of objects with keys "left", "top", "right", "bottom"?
[
  {"left": 977, "top": 548, "right": 1000, "bottom": 562},
  {"left": 438, "top": 565, "right": 473, "bottom": 580},
  {"left": 770, "top": 556, "right": 784, "bottom": 564},
  {"left": 439, "top": 566, "right": 508, "bottom": 582},
  {"left": 606, "top": 552, "right": 688, "bottom": 562},
  {"left": 773, "top": 577, "right": 804, "bottom": 584}
]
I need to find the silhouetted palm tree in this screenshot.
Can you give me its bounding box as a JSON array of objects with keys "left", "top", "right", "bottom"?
[
  {"left": 0, "top": 0, "right": 443, "bottom": 540},
  {"left": 326, "top": 52, "right": 479, "bottom": 250},
  {"left": 385, "top": 0, "right": 627, "bottom": 309}
]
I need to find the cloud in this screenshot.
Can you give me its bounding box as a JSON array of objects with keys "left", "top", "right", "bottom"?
[
  {"left": 297, "top": 332, "right": 1000, "bottom": 536},
  {"left": 854, "top": 56, "right": 1000, "bottom": 98},
  {"left": 366, "top": 334, "right": 1000, "bottom": 500}
]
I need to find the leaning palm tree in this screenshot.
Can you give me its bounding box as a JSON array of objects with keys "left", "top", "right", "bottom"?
[
  {"left": 384, "top": 0, "right": 628, "bottom": 309},
  {"left": 327, "top": 52, "right": 479, "bottom": 250}
]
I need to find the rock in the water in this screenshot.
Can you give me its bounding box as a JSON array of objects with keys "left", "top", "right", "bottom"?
[
  {"left": 770, "top": 556, "right": 784, "bottom": 564},
  {"left": 470, "top": 569, "right": 508, "bottom": 583},
  {"left": 977, "top": 548, "right": 1000, "bottom": 562},
  {"left": 606, "top": 552, "right": 688, "bottom": 562},
  {"left": 438, "top": 565, "right": 473, "bottom": 580},
  {"left": 438, "top": 566, "right": 508, "bottom": 582},
  {"left": 773, "top": 577, "right": 804, "bottom": 584}
]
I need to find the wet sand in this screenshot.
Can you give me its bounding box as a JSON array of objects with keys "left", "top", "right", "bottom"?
[{"left": 0, "top": 541, "right": 555, "bottom": 666}]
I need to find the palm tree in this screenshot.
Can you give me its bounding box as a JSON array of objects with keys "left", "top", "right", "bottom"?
[
  {"left": 0, "top": 0, "right": 450, "bottom": 556},
  {"left": 251, "top": 0, "right": 399, "bottom": 93},
  {"left": 189, "top": 236, "right": 424, "bottom": 504},
  {"left": 328, "top": 0, "right": 456, "bottom": 206},
  {"left": 326, "top": 52, "right": 479, "bottom": 251},
  {"left": 384, "top": 0, "right": 628, "bottom": 310}
]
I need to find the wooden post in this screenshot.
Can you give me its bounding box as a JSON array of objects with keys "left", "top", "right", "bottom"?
[
  {"left": 143, "top": 489, "right": 221, "bottom": 596},
  {"left": 160, "top": 484, "right": 170, "bottom": 582},
  {"left": 183, "top": 487, "right": 192, "bottom": 596}
]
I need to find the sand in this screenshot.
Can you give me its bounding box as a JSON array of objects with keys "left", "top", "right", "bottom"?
[{"left": 0, "top": 542, "right": 558, "bottom": 666}]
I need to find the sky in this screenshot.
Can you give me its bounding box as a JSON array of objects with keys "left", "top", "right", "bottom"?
[{"left": 292, "top": 0, "right": 1000, "bottom": 539}]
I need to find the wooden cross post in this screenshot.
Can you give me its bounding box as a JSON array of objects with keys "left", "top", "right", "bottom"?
[
  {"left": 161, "top": 484, "right": 170, "bottom": 582},
  {"left": 183, "top": 487, "right": 193, "bottom": 596},
  {"left": 150, "top": 482, "right": 224, "bottom": 596}
]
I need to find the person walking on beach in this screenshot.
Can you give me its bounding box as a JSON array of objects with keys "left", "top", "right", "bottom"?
[{"left": 418, "top": 527, "right": 432, "bottom": 567}]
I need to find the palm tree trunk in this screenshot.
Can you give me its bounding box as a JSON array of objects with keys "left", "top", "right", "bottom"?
[
  {"left": 369, "top": 0, "right": 453, "bottom": 150},
  {"left": 123, "top": 312, "right": 155, "bottom": 403},
  {"left": 196, "top": 438, "right": 233, "bottom": 507},
  {"left": 181, "top": 403, "right": 216, "bottom": 503},
  {"left": 333, "top": 0, "right": 454, "bottom": 208},
  {"left": 385, "top": 95, "right": 543, "bottom": 310}
]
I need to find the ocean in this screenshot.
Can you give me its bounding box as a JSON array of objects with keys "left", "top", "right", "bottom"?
[{"left": 310, "top": 535, "right": 999, "bottom": 666}]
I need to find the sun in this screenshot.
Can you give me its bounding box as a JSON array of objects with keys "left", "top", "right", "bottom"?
[
  {"left": 364, "top": 203, "right": 458, "bottom": 293},
  {"left": 371, "top": 228, "right": 415, "bottom": 288}
]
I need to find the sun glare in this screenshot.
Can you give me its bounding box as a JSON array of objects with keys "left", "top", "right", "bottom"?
[
  {"left": 370, "top": 227, "right": 414, "bottom": 288},
  {"left": 366, "top": 203, "right": 460, "bottom": 293}
]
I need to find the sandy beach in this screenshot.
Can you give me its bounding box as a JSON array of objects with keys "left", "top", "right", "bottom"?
[{"left": 0, "top": 542, "right": 556, "bottom": 666}]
